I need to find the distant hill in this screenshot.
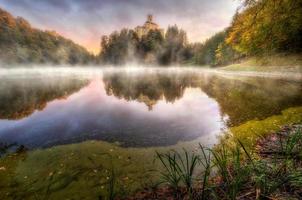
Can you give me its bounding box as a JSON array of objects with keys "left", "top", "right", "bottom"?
[{"left": 0, "top": 8, "right": 94, "bottom": 65}]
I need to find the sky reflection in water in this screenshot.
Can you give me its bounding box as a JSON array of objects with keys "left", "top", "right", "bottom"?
[{"left": 0, "top": 68, "right": 301, "bottom": 149}]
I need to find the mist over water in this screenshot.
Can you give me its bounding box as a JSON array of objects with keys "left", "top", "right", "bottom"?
[{"left": 0, "top": 66, "right": 301, "bottom": 149}]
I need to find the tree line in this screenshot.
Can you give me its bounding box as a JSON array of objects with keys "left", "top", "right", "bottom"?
[
  {"left": 1, "top": 0, "right": 301, "bottom": 66},
  {"left": 99, "top": 0, "right": 302, "bottom": 66},
  {"left": 99, "top": 25, "right": 192, "bottom": 65},
  {"left": 194, "top": 0, "right": 302, "bottom": 66},
  {"left": 227, "top": 0, "right": 302, "bottom": 56},
  {"left": 0, "top": 8, "right": 94, "bottom": 65}
]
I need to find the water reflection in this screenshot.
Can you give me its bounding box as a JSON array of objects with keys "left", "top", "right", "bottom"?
[
  {"left": 104, "top": 71, "right": 302, "bottom": 126},
  {"left": 201, "top": 76, "right": 302, "bottom": 126},
  {"left": 0, "top": 69, "right": 301, "bottom": 149},
  {"left": 103, "top": 71, "right": 197, "bottom": 110},
  {"left": 0, "top": 76, "right": 89, "bottom": 120}
]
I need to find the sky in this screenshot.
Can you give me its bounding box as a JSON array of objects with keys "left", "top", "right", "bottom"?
[{"left": 0, "top": 0, "right": 239, "bottom": 54}]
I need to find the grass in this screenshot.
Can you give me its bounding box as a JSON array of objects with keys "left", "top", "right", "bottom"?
[
  {"left": 199, "top": 144, "right": 211, "bottom": 200},
  {"left": 227, "top": 106, "right": 302, "bottom": 150},
  {"left": 106, "top": 163, "right": 117, "bottom": 200},
  {"left": 220, "top": 53, "right": 302, "bottom": 73},
  {"left": 155, "top": 126, "right": 302, "bottom": 199},
  {"left": 282, "top": 127, "right": 302, "bottom": 160},
  {"left": 211, "top": 145, "right": 247, "bottom": 199},
  {"left": 156, "top": 149, "right": 199, "bottom": 199},
  {"left": 156, "top": 151, "right": 182, "bottom": 192}
]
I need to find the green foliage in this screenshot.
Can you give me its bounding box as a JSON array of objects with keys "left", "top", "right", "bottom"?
[
  {"left": 160, "top": 25, "right": 191, "bottom": 65},
  {"left": 227, "top": 0, "right": 302, "bottom": 56},
  {"left": 191, "top": 31, "right": 240, "bottom": 67},
  {"left": 193, "top": 0, "right": 302, "bottom": 67},
  {"left": 100, "top": 29, "right": 139, "bottom": 65},
  {"left": 156, "top": 149, "right": 200, "bottom": 198},
  {"left": 156, "top": 151, "right": 182, "bottom": 191},
  {"left": 199, "top": 145, "right": 212, "bottom": 200},
  {"left": 177, "top": 149, "right": 199, "bottom": 196},
  {"left": 140, "top": 30, "right": 164, "bottom": 53},
  {"left": 239, "top": 127, "right": 302, "bottom": 198},
  {"left": 100, "top": 25, "right": 193, "bottom": 65},
  {"left": 193, "top": 32, "right": 226, "bottom": 66},
  {"left": 156, "top": 144, "right": 249, "bottom": 199},
  {"left": 2, "top": 0, "right": 301, "bottom": 67},
  {"left": 156, "top": 131, "right": 302, "bottom": 199},
  {"left": 0, "top": 8, "right": 94, "bottom": 65},
  {"left": 210, "top": 144, "right": 249, "bottom": 200},
  {"left": 282, "top": 128, "right": 302, "bottom": 159}
]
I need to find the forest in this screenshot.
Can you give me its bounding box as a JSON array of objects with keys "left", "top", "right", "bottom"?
[
  {"left": 99, "top": 26, "right": 192, "bottom": 65},
  {"left": 0, "top": 0, "right": 301, "bottom": 66},
  {"left": 99, "top": 0, "right": 302, "bottom": 66},
  {"left": 0, "top": 8, "right": 94, "bottom": 65}
]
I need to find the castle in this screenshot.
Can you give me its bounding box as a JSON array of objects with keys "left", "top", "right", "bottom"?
[{"left": 134, "top": 15, "right": 164, "bottom": 38}]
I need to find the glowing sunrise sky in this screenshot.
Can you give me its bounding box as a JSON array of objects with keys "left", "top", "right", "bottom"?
[{"left": 0, "top": 0, "right": 239, "bottom": 54}]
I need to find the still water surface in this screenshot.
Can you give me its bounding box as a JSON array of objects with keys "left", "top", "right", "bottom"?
[{"left": 0, "top": 68, "right": 301, "bottom": 149}]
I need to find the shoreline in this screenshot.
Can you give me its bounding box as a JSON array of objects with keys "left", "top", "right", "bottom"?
[
  {"left": 121, "top": 124, "right": 302, "bottom": 200},
  {"left": 214, "top": 70, "right": 302, "bottom": 81}
]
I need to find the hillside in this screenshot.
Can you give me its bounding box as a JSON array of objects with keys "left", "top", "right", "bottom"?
[
  {"left": 192, "top": 0, "right": 302, "bottom": 68},
  {"left": 220, "top": 53, "right": 302, "bottom": 73},
  {"left": 0, "top": 8, "right": 94, "bottom": 65}
]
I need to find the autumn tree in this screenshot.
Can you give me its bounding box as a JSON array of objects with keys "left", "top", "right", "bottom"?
[
  {"left": 0, "top": 8, "right": 93, "bottom": 65},
  {"left": 226, "top": 0, "right": 302, "bottom": 55}
]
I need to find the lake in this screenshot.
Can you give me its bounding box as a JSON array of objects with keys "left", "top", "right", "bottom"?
[{"left": 0, "top": 67, "right": 302, "bottom": 199}]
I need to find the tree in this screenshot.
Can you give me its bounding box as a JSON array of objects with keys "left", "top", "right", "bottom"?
[
  {"left": 193, "top": 32, "right": 226, "bottom": 66},
  {"left": 0, "top": 8, "right": 94, "bottom": 65},
  {"left": 99, "top": 25, "right": 192, "bottom": 65},
  {"left": 226, "top": 0, "right": 302, "bottom": 55},
  {"left": 160, "top": 25, "right": 188, "bottom": 65},
  {"left": 139, "top": 29, "right": 164, "bottom": 63}
]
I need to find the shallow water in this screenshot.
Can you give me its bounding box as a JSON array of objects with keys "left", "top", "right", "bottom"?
[{"left": 0, "top": 67, "right": 301, "bottom": 199}]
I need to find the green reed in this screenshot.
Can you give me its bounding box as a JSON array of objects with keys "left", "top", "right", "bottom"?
[
  {"left": 155, "top": 128, "right": 302, "bottom": 200},
  {"left": 156, "top": 149, "right": 199, "bottom": 199},
  {"left": 199, "top": 144, "right": 212, "bottom": 200}
]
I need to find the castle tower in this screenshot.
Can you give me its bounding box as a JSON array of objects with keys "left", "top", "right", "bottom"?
[
  {"left": 134, "top": 15, "right": 164, "bottom": 38},
  {"left": 147, "top": 14, "right": 153, "bottom": 23}
]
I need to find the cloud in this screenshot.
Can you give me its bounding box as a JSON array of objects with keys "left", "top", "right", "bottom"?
[{"left": 0, "top": 0, "right": 239, "bottom": 53}]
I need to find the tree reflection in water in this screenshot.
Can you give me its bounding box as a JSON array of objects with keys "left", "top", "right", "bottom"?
[
  {"left": 103, "top": 71, "right": 302, "bottom": 126},
  {"left": 0, "top": 76, "right": 89, "bottom": 120}
]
